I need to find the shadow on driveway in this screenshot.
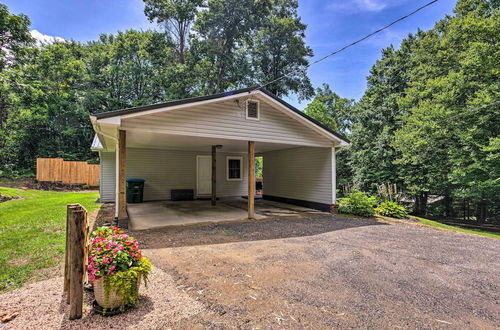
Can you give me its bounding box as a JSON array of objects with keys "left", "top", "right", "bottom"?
[{"left": 129, "top": 213, "right": 386, "bottom": 249}]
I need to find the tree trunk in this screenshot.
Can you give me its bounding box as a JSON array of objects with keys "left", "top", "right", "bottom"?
[
  {"left": 414, "top": 192, "right": 428, "bottom": 216},
  {"left": 444, "top": 190, "right": 452, "bottom": 219},
  {"left": 476, "top": 199, "right": 487, "bottom": 223}
]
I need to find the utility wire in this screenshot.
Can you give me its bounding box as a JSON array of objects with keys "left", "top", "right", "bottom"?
[{"left": 251, "top": 0, "right": 440, "bottom": 92}]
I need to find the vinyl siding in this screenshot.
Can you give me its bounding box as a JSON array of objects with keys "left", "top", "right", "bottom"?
[
  {"left": 99, "top": 148, "right": 247, "bottom": 202},
  {"left": 122, "top": 100, "right": 333, "bottom": 147},
  {"left": 99, "top": 151, "right": 116, "bottom": 202},
  {"left": 261, "top": 147, "right": 332, "bottom": 205}
]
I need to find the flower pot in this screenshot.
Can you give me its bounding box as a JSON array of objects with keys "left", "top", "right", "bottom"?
[{"left": 93, "top": 276, "right": 140, "bottom": 310}]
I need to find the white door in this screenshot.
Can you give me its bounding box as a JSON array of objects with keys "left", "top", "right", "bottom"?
[{"left": 196, "top": 155, "right": 212, "bottom": 196}]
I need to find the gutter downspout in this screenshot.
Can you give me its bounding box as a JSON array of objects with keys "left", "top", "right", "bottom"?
[{"left": 90, "top": 116, "right": 121, "bottom": 219}]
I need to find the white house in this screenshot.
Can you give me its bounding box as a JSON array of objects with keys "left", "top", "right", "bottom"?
[{"left": 90, "top": 87, "right": 349, "bottom": 222}]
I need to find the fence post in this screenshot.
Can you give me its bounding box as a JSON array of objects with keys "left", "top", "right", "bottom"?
[{"left": 66, "top": 204, "right": 87, "bottom": 320}]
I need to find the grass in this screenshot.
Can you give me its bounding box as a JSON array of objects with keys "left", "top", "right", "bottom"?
[
  {"left": 0, "top": 187, "right": 101, "bottom": 293},
  {"left": 415, "top": 216, "right": 500, "bottom": 239}
]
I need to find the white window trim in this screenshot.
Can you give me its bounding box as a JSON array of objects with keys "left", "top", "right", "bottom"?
[
  {"left": 226, "top": 156, "right": 243, "bottom": 181},
  {"left": 245, "top": 99, "right": 260, "bottom": 121}
]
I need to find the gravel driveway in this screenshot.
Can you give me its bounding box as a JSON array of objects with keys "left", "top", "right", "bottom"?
[{"left": 136, "top": 214, "right": 500, "bottom": 329}]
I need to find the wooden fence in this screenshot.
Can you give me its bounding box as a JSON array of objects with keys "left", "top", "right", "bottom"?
[
  {"left": 64, "top": 204, "right": 89, "bottom": 320},
  {"left": 36, "top": 158, "right": 99, "bottom": 186}
]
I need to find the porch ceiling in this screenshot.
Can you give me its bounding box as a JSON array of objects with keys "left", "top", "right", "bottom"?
[{"left": 125, "top": 130, "right": 313, "bottom": 154}]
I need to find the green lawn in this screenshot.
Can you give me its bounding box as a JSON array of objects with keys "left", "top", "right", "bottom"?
[
  {"left": 416, "top": 217, "right": 500, "bottom": 239},
  {"left": 0, "top": 187, "right": 101, "bottom": 292}
]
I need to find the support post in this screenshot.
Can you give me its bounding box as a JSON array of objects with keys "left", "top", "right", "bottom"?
[
  {"left": 212, "top": 145, "right": 217, "bottom": 206},
  {"left": 248, "top": 141, "right": 255, "bottom": 219},
  {"left": 64, "top": 205, "right": 70, "bottom": 302},
  {"left": 68, "top": 204, "right": 86, "bottom": 320},
  {"left": 118, "top": 130, "right": 126, "bottom": 220},
  {"left": 331, "top": 146, "right": 336, "bottom": 205}
]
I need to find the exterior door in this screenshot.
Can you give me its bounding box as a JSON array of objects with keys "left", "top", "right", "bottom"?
[{"left": 196, "top": 155, "right": 212, "bottom": 196}]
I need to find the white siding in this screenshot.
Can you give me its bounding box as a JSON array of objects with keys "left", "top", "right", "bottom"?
[
  {"left": 122, "top": 100, "right": 333, "bottom": 147},
  {"left": 99, "top": 148, "right": 247, "bottom": 202},
  {"left": 100, "top": 152, "right": 116, "bottom": 202},
  {"left": 261, "top": 147, "right": 332, "bottom": 205}
]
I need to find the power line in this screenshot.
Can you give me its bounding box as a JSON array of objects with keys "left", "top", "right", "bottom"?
[{"left": 251, "top": 0, "right": 440, "bottom": 92}]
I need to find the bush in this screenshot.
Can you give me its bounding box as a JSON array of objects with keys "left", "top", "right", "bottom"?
[
  {"left": 376, "top": 201, "right": 408, "bottom": 219},
  {"left": 338, "top": 191, "right": 377, "bottom": 217}
]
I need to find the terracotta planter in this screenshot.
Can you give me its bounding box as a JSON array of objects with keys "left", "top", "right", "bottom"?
[{"left": 93, "top": 276, "right": 140, "bottom": 310}]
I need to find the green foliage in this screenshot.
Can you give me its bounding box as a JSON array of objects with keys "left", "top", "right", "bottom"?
[
  {"left": 255, "top": 156, "right": 263, "bottom": 178},
  {"left": 376, "top": 201, "right": 408, "bottom": 219},
  {"left": 251, "top": 0, "right": 313, "bottom": 99},
  {"left": 0, "top": 3, "right": 33, "bottom": 71},
  {"left": 103, "top": 257, "right": 152, "bottom": 311},
  {"left": 0, "top": 187, "right": 100, "bottom": 292},
  {"left": 304, "top": 0, "right": 499, "bottom": 220},
  {"left": 0, "top": 1, "right": 315, "bottom": 174},
  {"left": 338, "top": 191, "right": 377, "bottom": 217}
]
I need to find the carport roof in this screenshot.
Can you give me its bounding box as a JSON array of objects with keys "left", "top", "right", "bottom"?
[{"left": 92, "top": 87, "right": 350, "bottom": 144}]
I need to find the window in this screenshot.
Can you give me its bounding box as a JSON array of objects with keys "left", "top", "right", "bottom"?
[
  {"left": 227, "top": 156, "right": 243, "bottom": 181},
  {"left": 246, "top": 99, "right": 260, "bottom": 120}
]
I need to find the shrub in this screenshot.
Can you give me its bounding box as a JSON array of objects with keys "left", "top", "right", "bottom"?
[
  {"left": 376, "top": 201, "right": 408, "bottom": 219},
  {"left": 338, "top": 191, "right": 377, "bottom": 217}
]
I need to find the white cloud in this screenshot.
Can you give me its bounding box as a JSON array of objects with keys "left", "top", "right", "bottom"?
[
  {"left": 327, "top": 0, "right": 401, "bottom": 13},
  {"left": 30, "top": 30, "right": 66, "bottom": 45}
]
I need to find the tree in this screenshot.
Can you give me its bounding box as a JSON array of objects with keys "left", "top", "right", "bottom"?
[
  {"left": 393, "top": 0, "right": 499, "bottom": 217},
  {"left": 0, "top": 3, "right": 33, "bottom": 71},
  {"left": 348, "top": 36, "right": 419, "bottom": 193},
  {"left": 143, "top": 0, "right": 202, "bottom": 64},
  {"left": 304, "top": 84, "right": 354, "bottom": 189},
  {"left": 304, "top": 83, "right": 353, "bottom": 135},
  {"left": 191, "top": 0, "right": 271, "bottom": 93},
  {"left": 251, "top": 0, "right": 313, "bottom": 99}
]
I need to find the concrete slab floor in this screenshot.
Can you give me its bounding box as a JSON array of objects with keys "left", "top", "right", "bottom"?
[{"left": 127, "top": 199, "right": 268, "bottom": 230}]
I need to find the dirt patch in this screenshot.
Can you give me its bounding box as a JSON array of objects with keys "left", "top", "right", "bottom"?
[
  {"left": 0, "top": 194, "right": 21, "bottom": 203},
  {"left": 89, "top": 203, "right": 115, "bottom": 230},
  {"left": 0, "top": 177, "right": 97, "bottom": 192}
]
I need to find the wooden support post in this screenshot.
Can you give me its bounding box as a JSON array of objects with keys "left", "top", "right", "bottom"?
[
  {"left": 118, "top": 130, "right": 127, "bottom": 220},
  {"left": 64, "top": 204, "right": 71, "bottom": 304},
  {"left": 248, "top": 141, "right": 255, "bottom": 219},
  {"left": 212, "top": 145, "right": 216, "bottom": 206},
  {"left": 68, "top": 204, "right": 87, "bottom": 320}
]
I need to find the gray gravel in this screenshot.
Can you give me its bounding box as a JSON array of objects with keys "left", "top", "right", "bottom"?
[
  {"left": 137, "top": 215, "right": 500, "bottom": 329},
  {"left": 0, "top": 266, "right": 204, "bottom": 329}
]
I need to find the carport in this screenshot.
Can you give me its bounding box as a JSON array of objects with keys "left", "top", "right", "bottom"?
[{"left": 90, "top": 87, "right": 349, "bottom": 223}]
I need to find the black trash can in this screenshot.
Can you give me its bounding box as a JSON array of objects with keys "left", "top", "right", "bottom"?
[{"left": 126, "top": 179, "right": 145, "bottom": 203}]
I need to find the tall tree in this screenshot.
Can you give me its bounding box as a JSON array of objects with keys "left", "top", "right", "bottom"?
[
  {"left": 393, "top": 0, "right": 499, "bottom": 217},
  {"left": 251, "top": 0, "right": 313, "bottom": 99},
  {"left": 143, "top": 0, "right": 202, "bottom": 64},
  {"left": 191, "top": 0, "right": 271, "bottom": 93},
  {"left": 0, "top": 3, "right": 33, "bottom": 71},
  {"left": 348, "top": 35, "right": 420, "bottom": 193}
]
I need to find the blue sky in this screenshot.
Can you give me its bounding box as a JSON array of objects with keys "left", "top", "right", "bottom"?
[{"left": 4, "top": 0, "right": 457, "bottom": 108}]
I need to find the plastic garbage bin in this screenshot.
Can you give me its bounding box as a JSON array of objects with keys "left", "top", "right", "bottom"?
[{"left": 126, "top": 178, "right": 145, "bottom": 203}]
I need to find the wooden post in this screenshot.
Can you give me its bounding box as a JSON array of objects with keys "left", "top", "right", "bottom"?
[
  {"left": 64, "top": 204, "right": 72, "bottom": 304},
  {"left": 118, "top": 130, "right": 127, "bottom": 220},
  {"left": 68, "top": 204, "right": 87, "bottom": 320},
  {"left": 212, "top": 145, "right": 216, "bottom": 206},
  {"left": 248, "top": 141, "right": 255, "bottom": 219}
]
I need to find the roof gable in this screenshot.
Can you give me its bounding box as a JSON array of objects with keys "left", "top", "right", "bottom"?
[{"left": 92, "top": 87, "right": 349, "bottom": 145}]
